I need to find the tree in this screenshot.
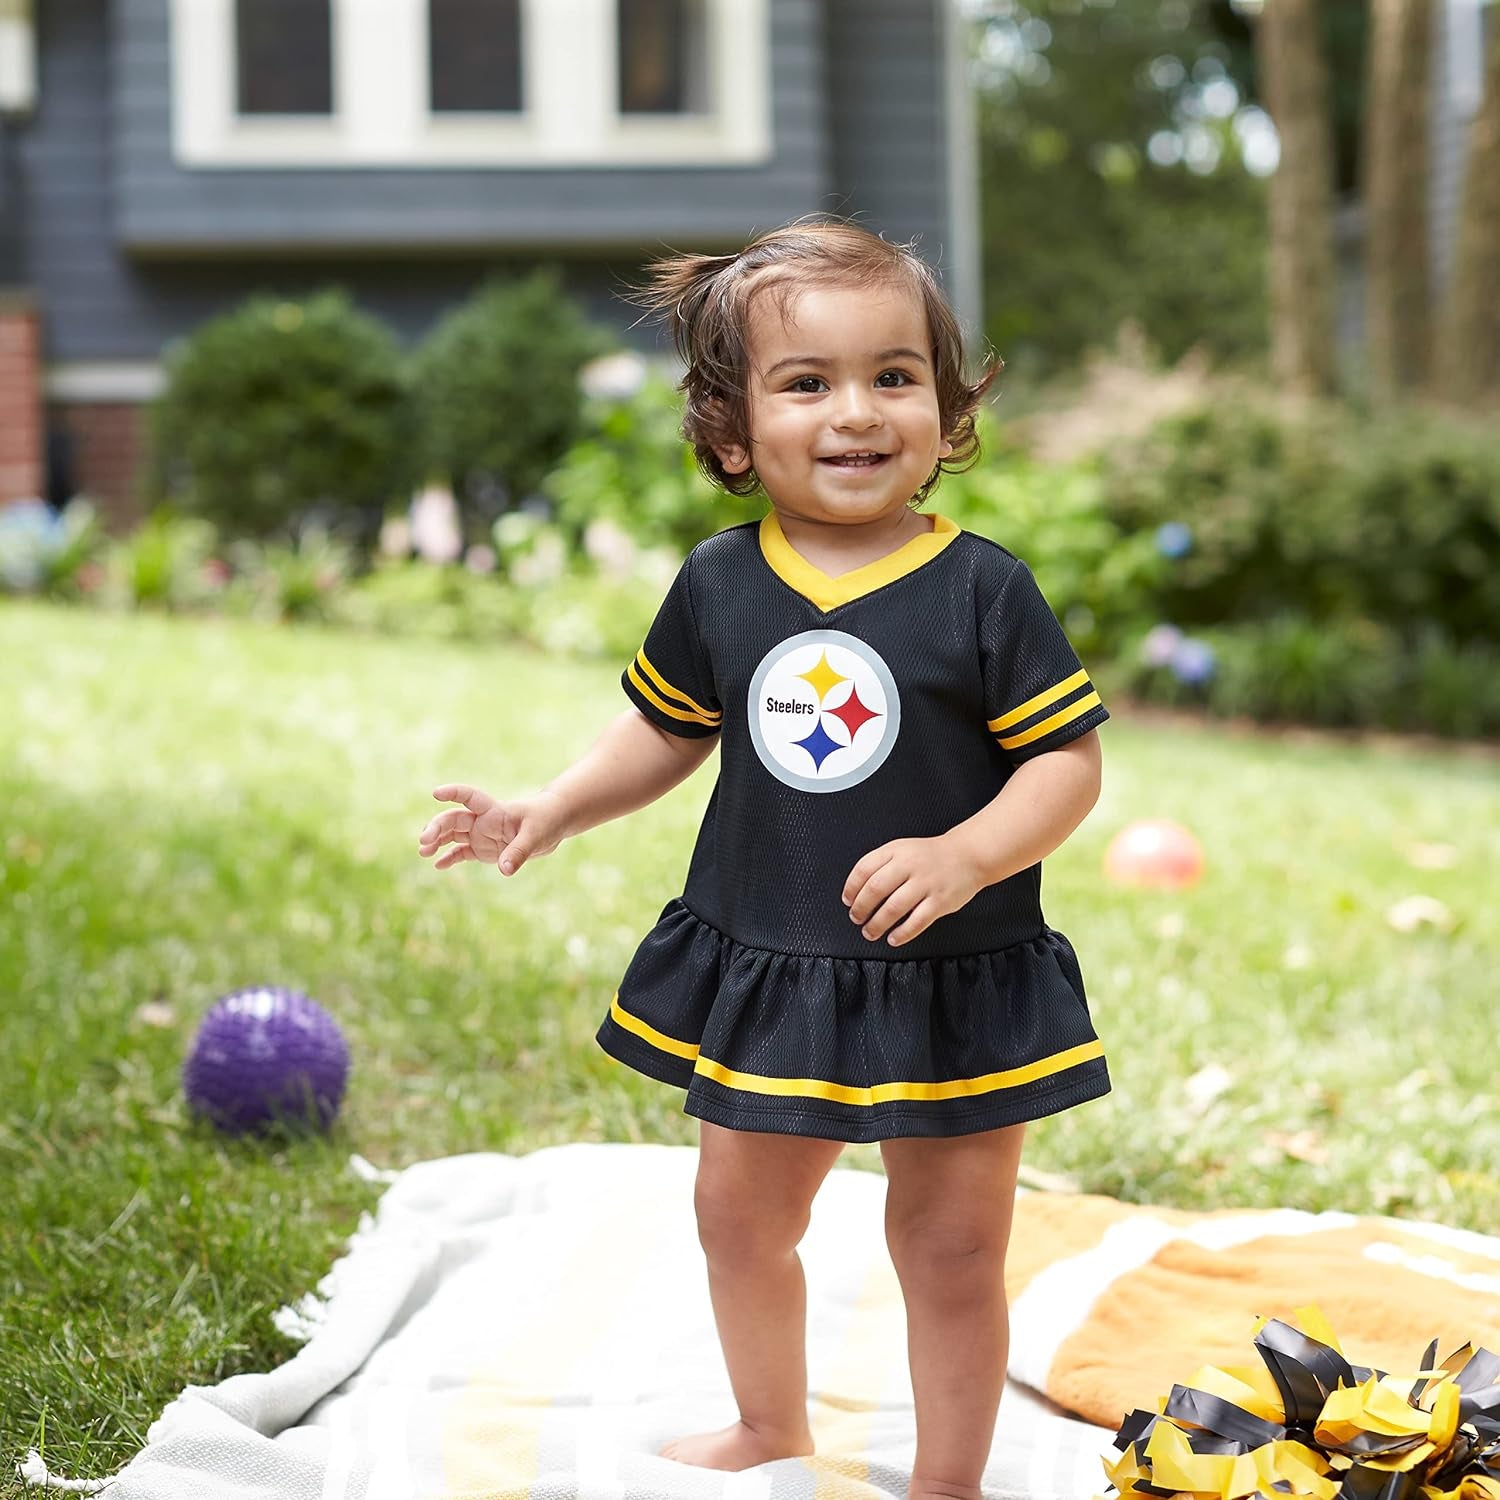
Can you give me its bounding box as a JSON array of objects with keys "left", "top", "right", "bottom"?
[
  {"left": 1436, "top": 23, "right": 1500, "bottom": 408},
  {"left": 969, "top": 0, "right": 1269, "bottom": 378},
  {"left": 1363, "top": 0, "right": 1433, "bottom": 401},
  {"left": 1254, "top": 0, "right": 1339, "bottom": 395}
]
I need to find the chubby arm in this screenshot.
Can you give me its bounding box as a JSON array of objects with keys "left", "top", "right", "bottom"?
[
  {"left": 541, "top": 707, "right": 718, "bottom": 845},
  {"left": 842, "top": 730, "right": 1102, "bottom": 947},
  {"left": 419, "top": 708, "right": 717, "bottom": 876}
]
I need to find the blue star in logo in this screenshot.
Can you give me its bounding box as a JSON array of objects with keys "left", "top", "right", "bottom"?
[{"left": 792, "top": 717, "right": 843, "bottom": 773}]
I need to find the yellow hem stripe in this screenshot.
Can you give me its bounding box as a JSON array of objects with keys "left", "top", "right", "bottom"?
[
  {"left": 987, "top": 667, "right": 1090, "bottom": 733},
  {"left": 609, "top": 993, "right": 1104, "bottom": 1104},
  {"left": 626, "top": 660, "right": 721, "bottom": 728},
  {"left": 635, "top": 648, "right": 720, "bottom": 721},
  {"left": 997, "top": 689, "right": 1102, "bottom": 751},
  {"left": 610, "top": 991, "right": 701, "bottom": 1059},
  {"left": 758, "top": 512, "right": 961, "bottom": 612}
]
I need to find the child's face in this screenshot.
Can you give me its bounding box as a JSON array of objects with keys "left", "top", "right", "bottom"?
[{"left": 714, "top": 279, "right": 954, "bottom": 528}]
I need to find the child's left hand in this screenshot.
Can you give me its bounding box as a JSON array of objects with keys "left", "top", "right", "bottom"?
[{"left": 842, "top": 835, "right": 985, "bottom": 947}]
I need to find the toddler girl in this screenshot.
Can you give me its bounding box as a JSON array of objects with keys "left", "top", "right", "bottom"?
[{"left": 418, "top": 218, "right": 1111, "bottom": 1500}]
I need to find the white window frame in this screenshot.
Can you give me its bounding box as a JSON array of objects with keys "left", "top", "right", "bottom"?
[
  {"left": 170, "top": 0, "right": 770, "bottom": 169},
  {"left": 0, "top": 0, "right": 37, "bottom": 117}
]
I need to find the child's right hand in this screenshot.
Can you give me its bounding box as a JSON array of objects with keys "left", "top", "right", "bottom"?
[{"left": 417, "top": 784, "right": 569, "bottom": 876}]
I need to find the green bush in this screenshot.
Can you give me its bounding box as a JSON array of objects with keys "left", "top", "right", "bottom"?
[
  {"left": 543, "top": 368, "right": 762, "bottom": 553},
  {"left": 335, "top": 558, "right": 522, "bottom": 642},
  {"left": 100, "top": 513, "right": 222, "bottom": 612},
  {"left": 938, "top": 411, "right": 1165, "bottom": 658},
  {"left": 226, "top": 527, "right": 358, "bottom": 623},
  {"left": 0, "top": 499, "right": 104, "bottom": 598},
  {"left": 151, "top": 292, "right": 420, "bottom": 542},
  {"left": 412, "top": 270, "right": 613, "bottom": 526},
  {"left": 1103, "top": 398, "right": 1500, "bottom": 646},
  {"left": 1124, "top": 616, "right": 1500, "bottom": 739}
]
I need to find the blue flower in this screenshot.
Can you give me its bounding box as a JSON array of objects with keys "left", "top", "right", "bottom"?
[
  {"left": 1156, "top": 521, "right": 1193, "bottom": 559},
  {"left": 1170, "top": 637, "right": 1216, "bottom": 685},
  {"left": 1140, "top": 623, "right": 1184, "bottom": 668},
  {"left": 0, "top": 499, "right": 65, "bottom": 592}
]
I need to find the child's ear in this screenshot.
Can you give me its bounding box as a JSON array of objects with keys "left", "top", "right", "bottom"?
[
  {"left": 714, "top": 440, "right": 752, "bottom": 475},
  {"left": 704, "top": 394, "right": 752, "bottom": 474},
  {"left": 938, "top": 437, "right": 955, "bottom": 460}
]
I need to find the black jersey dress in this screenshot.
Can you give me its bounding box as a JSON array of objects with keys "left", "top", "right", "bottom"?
[{"left": 594, "top": 511, "right": 1112, "bottom": 1142}]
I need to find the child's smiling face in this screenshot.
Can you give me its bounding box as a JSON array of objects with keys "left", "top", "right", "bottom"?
[{"left": 713, "top": 279, "right": 954, "bottom": 530}]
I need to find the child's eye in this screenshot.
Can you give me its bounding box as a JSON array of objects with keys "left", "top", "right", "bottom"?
[{"left": 788, "top": 370, "right": 914, "bottom": 393}]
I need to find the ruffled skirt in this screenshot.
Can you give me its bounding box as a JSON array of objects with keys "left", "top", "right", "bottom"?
[{"left": 594, "top": 899, "right": 1110, "bottom": 1142}]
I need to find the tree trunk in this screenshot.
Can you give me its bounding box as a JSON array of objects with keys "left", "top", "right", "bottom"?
[
  {"left": 1436, "top": 25, "right": 1500, "bottom": 408},
  {"left": 1363, "top": 0, "right": 1433, "bottom": 401},
  {"left": 1255, "top": 0, "right": 1340, "bottom": 397}
]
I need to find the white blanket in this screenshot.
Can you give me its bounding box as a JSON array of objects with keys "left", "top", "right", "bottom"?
[{"left": 23, "top": 1142, "right": 1117, "bottom": 1499}]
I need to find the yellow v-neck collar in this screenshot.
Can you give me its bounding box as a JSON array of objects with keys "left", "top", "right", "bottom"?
[{"left": 757, "top": 512, "right": 961, "bottom": 612}]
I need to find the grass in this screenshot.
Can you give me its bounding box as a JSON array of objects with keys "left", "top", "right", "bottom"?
[{"left": 2, "top": 598, "right": 1497, "bottom": 1493}]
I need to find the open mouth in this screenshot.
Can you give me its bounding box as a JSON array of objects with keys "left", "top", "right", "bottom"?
[{"left": 819, "top": 454, "right": 890, "bottom": 469}]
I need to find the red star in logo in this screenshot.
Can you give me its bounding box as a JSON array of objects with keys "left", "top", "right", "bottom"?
[{"left": 826, "top": 684, "right": 882, "bottom": 742}]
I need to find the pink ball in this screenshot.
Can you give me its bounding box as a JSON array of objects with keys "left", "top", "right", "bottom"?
[{"left": 1104, "top": 819, "right": 1204, "bottom": 888}]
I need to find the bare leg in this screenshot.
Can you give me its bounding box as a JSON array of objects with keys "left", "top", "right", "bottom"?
[
  {"left": 880, "top": 1123, "right": 1026, "bottom": 1500},
  {"left": 658, "top": 1119, "right": 847, "bottom": 1471}
]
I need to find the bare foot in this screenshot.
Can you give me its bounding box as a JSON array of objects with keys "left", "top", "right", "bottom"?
[{"left": 657, "top": 1419, "right": 814, "bottom": 1471}]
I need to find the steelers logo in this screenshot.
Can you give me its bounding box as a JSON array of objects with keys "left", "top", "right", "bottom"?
[{"left": 747, "top": 629, "right": 900, "bottom": 793}]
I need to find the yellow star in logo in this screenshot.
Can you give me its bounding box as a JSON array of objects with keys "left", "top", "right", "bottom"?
[{"left": 797, "top": 650, "right": 847, "bottom": 704}]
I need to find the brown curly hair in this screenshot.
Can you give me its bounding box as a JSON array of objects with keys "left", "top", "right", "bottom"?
[{"left": 620, "top": 215, "right": 1002, "bottom": 507}]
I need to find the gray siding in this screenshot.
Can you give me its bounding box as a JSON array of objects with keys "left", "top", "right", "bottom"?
[
  {"left": 114, "top": 0, "right": 827, "bottom": 252},
  {"left": 0, "top": 120, "right": 22, "bottom": 283},
  {"left": 15, "top": 0, "right": 958, "bottom": 366},
  {"left": 825, "top": 0, "right": 950, "bottom": 271}
]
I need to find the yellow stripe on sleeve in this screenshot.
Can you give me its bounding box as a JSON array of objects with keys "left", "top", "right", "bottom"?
[
  {"left": 997, "top": 689, "right": 1102, "bottom": 751},
  {"left": 635, "top": 648, "right": 720, "bottom": 721},
  {"left": 987, "top": 667, "right": 1090, "bottom": 733},
  {"left": 626, "top": 659, "right": 721, "bottom": 728}
]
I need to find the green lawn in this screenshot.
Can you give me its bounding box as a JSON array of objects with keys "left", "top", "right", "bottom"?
[{"left": 2, "top": 600, "right": 1497, "bottom": 1492}]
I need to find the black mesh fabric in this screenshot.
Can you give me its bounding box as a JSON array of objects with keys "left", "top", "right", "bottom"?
[{"left": 601, "top": 518, "right": 1112, "bottom": 1141}]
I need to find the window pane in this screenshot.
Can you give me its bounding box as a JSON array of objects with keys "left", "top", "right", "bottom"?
[
  {"left": 430, "top": 0, "right": 522, "bottom": 113},
  {"left": 235, "top": 0, "right": 332, "bottom": 115},
  {"left": 618, "top": 0, "right": 708, "bottom": 114}
]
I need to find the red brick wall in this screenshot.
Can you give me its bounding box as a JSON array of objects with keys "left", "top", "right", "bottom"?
[
  {"left": 49, "top": 402, "right": 149, "bottom": 531},
  {"left": 0, "top": 295, "right": 44, "bottom": 504}
]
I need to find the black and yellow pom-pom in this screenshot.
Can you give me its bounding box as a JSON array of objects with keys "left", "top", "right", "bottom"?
[{"left": 1095, "top": 1305, "right": 1500, "bottom": 1500}]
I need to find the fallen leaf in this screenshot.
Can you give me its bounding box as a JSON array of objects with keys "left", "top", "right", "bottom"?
[
  {"left": 1385, "top": 895, "right": 1457, "bottom": 934},
  {"left": 1402, "top": 841, "right": 1458, "bottom": 870},
  {"left": 1184, "top": 1063, "right": 1232, "bottom": 1115},
  {"left": 1262, "top": 1128, "right": 1329, "bottom": 1165}
]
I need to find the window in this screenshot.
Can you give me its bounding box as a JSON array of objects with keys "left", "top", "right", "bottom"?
[
  {"left": 429, "top": 0, "right": 522, "bottom": 113},
  {"left": 172, "top": 0, "right": 768, "bottom": 167},
  {"left": 618, "top": 0, "right": 709, "bottom": 115},
  {"left": 235, "top": 0, "right": 333, "bottom": 115}
]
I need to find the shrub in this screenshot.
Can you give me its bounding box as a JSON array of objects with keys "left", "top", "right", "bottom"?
[
  {"left": 938, "top": 410, "right": 1165, "bottom": 658},
  {"left": 1103, "top": 397, "right": 1500, "bottom": 646},
  {"left": 0, "top": 499, "right": 104, "bottom": 598},
  {"left": 1125, "top": 615, "right": 1500, "bottom": 739},
  {"left": 100, "top": 513, "right": 222, "bottom": 612},
  {"left": 542, "top": 368, "right": 762, "bottom": 554},
  {"left": 335, "top": 558, "right": 522, "bottom": 642},
  {"left": 151, "top": 291, "right": 420, "bottom": 542},
  {"left": 226, "top": 526, "right": 357, "bottom": 623},
  {"left": 412, "top": 270, "right": 613, "bottom": 528}
]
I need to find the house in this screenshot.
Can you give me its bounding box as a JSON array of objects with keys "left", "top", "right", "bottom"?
[{"left": 0, "top": 0, "right": 983, "bottom": 522}]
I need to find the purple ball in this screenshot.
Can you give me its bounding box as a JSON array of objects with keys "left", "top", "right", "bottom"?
[{"left": 184, "top": 987, "right": 350, "bottom": 1135}]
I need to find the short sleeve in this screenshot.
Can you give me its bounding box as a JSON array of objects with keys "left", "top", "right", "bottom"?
[
  {"left": 980, "top": 561, "right": 1108, "bottom": 764},
  {"left": 622, "top": 558, "right": 723, "bottom": 739}
]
